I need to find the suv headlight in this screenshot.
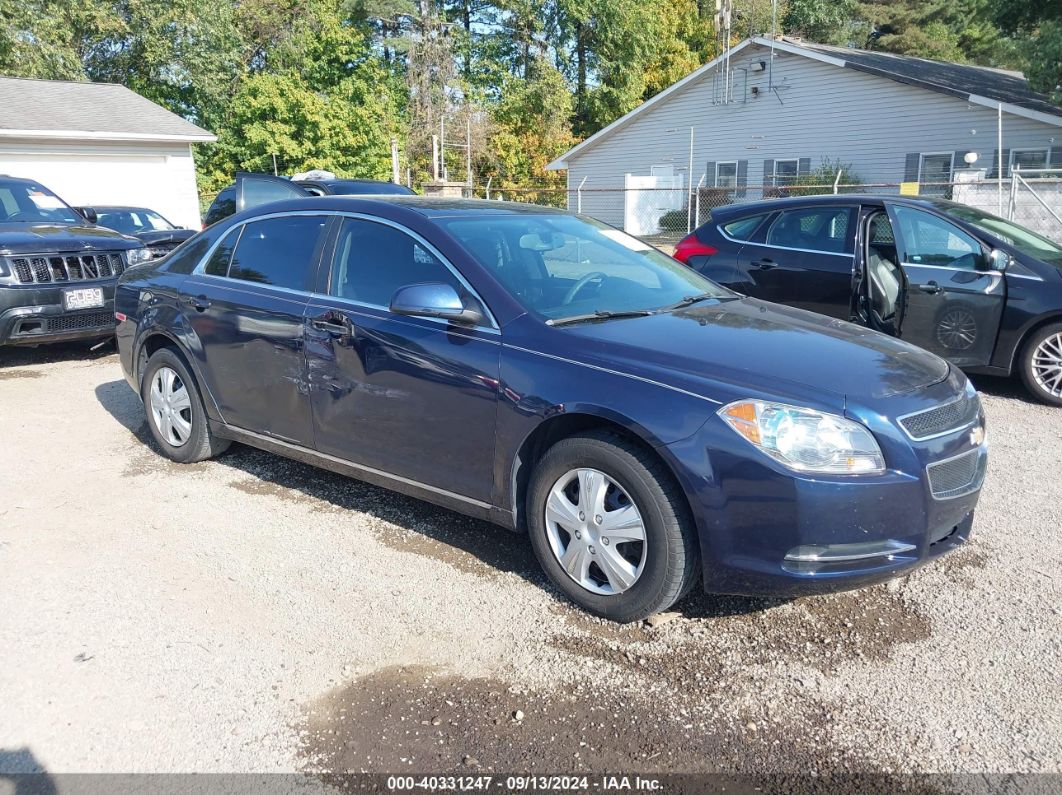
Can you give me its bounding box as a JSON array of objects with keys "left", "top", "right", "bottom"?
[
  {"left": 719, "top": 400, "right": 885, "bottom": 475},
  {"left": 126, "top": 247, "right": 153, "bottom": 266}
]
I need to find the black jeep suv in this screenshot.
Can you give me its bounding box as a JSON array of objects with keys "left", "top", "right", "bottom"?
[{"left": 0, "top": 176, "right": 149, "bottom": 346}]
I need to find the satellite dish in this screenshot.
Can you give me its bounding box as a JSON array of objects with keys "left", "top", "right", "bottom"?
[{"left": 963, "top": 152, "right": 979, "bottom": 165}]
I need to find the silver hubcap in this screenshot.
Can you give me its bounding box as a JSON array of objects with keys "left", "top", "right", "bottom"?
[
  {"left": 544, "top": 468, "right": 646, "bottom": 595},
  {"left": 149, "top": 366, "right": 193, "bottom": 447},
  {"left": 1032, "top": 332, "right": 1062, "bottom": 397}
]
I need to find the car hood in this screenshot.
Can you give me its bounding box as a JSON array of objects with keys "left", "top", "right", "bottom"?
[
  {"left": 0, "top": 223, "right": 139, "bottom": 255},
  {"left": 134, "top": 229, "right": 196, "bottom": 246},
  {"left": 559, "top": 298, "right": 951, "bottom": 405}
]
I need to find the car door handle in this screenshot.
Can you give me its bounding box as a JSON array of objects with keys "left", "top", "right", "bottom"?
[
  {"left": 311, "top": 312, "right": 352, "bottom": 335},
  {"left": 918, "top": 281, "right": 943, "bottom": 295},
  {"left": 182, "top": 295, "right": 211, "bottom": 311},
  {"left": 751, "top": 259, "right": 776, "bottom": 270}
]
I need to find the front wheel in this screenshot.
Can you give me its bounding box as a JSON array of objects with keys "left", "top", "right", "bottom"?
[
  {"left": 1019, "top": 323, "right": 1062, "bottom": 407},
  {"left": 527, "top": 431, "right": 699, "bottom": 623}
]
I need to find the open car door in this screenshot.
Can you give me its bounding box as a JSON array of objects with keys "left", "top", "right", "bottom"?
[
  {"left": 235, "top": 172, "right": 313, "bottom": 214},
  {"left": 853, "top": 206, "right": 908, "bottom": 338}
]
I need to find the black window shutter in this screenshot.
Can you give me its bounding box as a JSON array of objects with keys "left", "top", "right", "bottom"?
[
  {"left": 989, "top": 149, "right": 1010, "bottom": 179},
  {"left": 1050, "top": 148, "right": 1061, "bottom": 169},
  {"left": 953, "top": 151, "right": 969, "bottom": 174},
  {"left": 737, "top": 160, "right": 748, "bottom": 197},
  {"left": 798, "top": 157, "right": 811, "bottom": 176},
  {"left": 705, "top": 161, "right": 716, "bottom": 186},
  {"left": 763, "top": 159, "right": 774, "bottom": 186},
  {"left": 904, "top": 153, "right": 920, "bottom": 183}
]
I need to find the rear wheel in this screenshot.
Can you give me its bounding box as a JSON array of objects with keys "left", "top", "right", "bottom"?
[
  {"left": 140, "top": 348, "right": 230, "bottom": 462},
  {"left": 527, "top": 431, "right": 699, "bottom": 623},
  {"left": 1019, "top": 323, "right": 1062, "bottom": 407}
]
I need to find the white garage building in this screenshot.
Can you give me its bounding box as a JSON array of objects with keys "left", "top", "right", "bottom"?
[{"left": 0, "top": 76, "right": 215, "bottom": 230}]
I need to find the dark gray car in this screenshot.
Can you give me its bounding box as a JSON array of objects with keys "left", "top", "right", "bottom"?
[{"left": 0, "top": 176, "right": 148, "bottom": 346}]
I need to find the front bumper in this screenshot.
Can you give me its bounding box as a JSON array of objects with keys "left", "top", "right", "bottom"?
[
  {"left": 665, "top": 376, "right": 986, "bottom": 598},
  {"left": 0, "top": 283, "right": 116, "bottom": 345}
]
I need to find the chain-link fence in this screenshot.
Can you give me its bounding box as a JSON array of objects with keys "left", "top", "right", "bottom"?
[{"left": 473, "top": 178, "right": 1062, "bottom": 246}]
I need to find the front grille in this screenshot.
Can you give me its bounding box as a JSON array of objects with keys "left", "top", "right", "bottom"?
[
  {"left": 7, "top": 253, "right": 126, "bottom": 284},
  {"left": 927, "top": 448, "right": 987, "bottom": 500},
  {"left": 46, "top": 311, "right": 114, "bottom": 332},
  {"left": 899, "top": 393, "right": 981, "bottom": 440}
]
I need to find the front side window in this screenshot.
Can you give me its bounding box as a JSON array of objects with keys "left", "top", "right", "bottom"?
[
  {"left": 440, "top": 214, "right": 733, "bottom": 321},
  {"left": 773, "top": 159, "right": 799, "bottom": 186},
  {"left": 228, "top": 215, "right": 327, "bottom": 289},
  {"left": 766, "top": 207, "right": 855, "bottom": 254},
  {"left": 330, "top": 218, "right": 462, "bottom": 307},
  {"left": 0, "top": 180, "right": 81, "bottom": 224},
  {"left": 892, "top": 206, "right": 982, "bottom": 269},
  {"left": 715, "top": 162, "right": 737, "bottom": 189}
]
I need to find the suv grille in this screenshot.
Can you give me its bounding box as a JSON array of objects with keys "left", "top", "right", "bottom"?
[
  {"left": 8, "top": 253, "right": 126, "bottom": 284},
  {"left": 927, "top": 448, "right": 987, "bottom": 499},
  {"left": 899, "top": 393, "right": 981, "bottom": 440}
]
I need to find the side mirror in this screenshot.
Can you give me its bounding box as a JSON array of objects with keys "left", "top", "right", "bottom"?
[
  {"left": 390, "top": 282, "right": 484, "bottom": 326},
  {"left": 985, "top": 248, "right": 1010, "bottom": 272},
  {"left": 76, "top": 207, "right": 98, "bottom": 224}
]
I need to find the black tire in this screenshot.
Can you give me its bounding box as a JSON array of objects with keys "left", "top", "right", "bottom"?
[
  {"left": 140, "top": 347, "right": 230, "bottom": 463},
  {"left": 1019, "top": 322, "right": 1062, "bottom": 407},
  {"left": 526, "top": 430, "right": 699, "bottom": 623}
]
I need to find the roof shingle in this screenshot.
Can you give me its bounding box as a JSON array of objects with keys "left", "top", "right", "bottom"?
[{"left": 0, "top": 76, "right": 215, "bottom": 141}]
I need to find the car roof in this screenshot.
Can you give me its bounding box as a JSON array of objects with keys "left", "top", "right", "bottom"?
[
  {"left": 711, "top": 193, "right": 967, "bottom": 217},
  {"left": 93, "top": 206, "right": 160, "bottom": 213},
  {"left": 233, "top": 195, "right": 573, "bottom": 221}
]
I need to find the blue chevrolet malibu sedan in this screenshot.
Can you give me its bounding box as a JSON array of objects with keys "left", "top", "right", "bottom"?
[{"left": 115, "top": 179, "right": 987, "bottom": 622}]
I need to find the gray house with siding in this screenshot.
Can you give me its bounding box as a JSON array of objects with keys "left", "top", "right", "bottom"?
[{"left": 547, "top": 37, "right": 1062, "bottom": 234}]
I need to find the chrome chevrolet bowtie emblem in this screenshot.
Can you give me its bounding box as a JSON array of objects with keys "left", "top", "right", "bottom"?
[{"left": 970, "top": 426, "right": 985, "bottom": 446}]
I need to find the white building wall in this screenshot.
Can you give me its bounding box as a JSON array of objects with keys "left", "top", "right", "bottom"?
[{"left": 0, "top": 138, "right": 204, "bottom": 229}]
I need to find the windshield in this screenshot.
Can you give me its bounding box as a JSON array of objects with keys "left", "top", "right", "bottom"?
[
  {"left": 96, "top": 209, "right": 176, "bottom": 234},
  {"left": 441, "top": 214, "right": 734, "bottom": 322},
  {"left": 0, "top": 180, "right": 81, "bottom": 224},
  {"left": 941, "top": 205, "right": 1062, "bottom": 266}
]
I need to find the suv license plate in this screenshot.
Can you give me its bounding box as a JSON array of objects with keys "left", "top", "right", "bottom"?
[{"left": 62, "top": 287, "right": 105, "bottom": 311}]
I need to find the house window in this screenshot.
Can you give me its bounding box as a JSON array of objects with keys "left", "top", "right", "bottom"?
[
  {"left": 773, "top": 159, "right": 799, "bottom": 186},
  {"left": 1010, "top": 149, "right": 1048, "bottom": 175},
  {"left": 919, "top": 153, "right": 953, "bottom": 196},
  {"left": 715, "top": 162, "right": 738, "bottom": 188}
]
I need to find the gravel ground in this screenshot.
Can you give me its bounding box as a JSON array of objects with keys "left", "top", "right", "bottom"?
[{"left": 0, "top": 343, "right": 1059, "bottom": 787}]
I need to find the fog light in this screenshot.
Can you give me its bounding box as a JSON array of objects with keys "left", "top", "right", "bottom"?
[{"left": 783, "top": 539, "right": 916, "bottom": 574}]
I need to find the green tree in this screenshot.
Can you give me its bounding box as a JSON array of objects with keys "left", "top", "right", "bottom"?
[{"left": 784, "top": 0, "right": 859, "bottom": 45}]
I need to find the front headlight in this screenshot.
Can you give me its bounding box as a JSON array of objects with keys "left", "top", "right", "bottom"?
[
  {"left": 719, "top": 400, "right": 885, "bottom": 475},
  {"left": 126, "top": 247, "right": 153, "bottom": 266}
]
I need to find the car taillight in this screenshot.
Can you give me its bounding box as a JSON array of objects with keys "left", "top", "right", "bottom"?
[{"left": 673, "top": 234, "right": 718, "bottom": 264}]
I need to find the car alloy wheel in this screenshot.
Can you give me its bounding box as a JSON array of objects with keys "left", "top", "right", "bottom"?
[
  {"left": 1031, "top": 331, "right": 1062, "bottom": 398},
  {"left": 149, "top": 365, "right": 193, "bottom": 447},
  {"left": 544, "top": 468, "right": 647, "bottom": 595},
  {"left": 936, "top": 308, "right": 977, "bottom": 351}
]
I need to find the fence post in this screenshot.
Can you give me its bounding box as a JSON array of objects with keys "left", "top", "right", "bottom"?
[
  {"left": 1008, "top": 167, "right": 1018, "bottom": 220},
  {"left": 693, "top": 173, "right": 706, "bottom": 230},
  {"left": 485, "top": 176, "right": 492, "bottom": 201},
  {"left": 577, "top": 176, "right": 587, "bottom": 214},
  {"left": 833, "top": 169, "right": 842, "bottom": 194}
]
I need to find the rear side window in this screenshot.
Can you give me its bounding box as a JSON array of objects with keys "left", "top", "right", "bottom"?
[
  {"left": 203, "top": 225, "right": 242, "bottom": 276},
  {"left": 164, "top": 231, "right": 217, "bottom": 275},
  {"left": 203, "top": 187, "right": 235, "bottom": 227},
  {"left": 721, "top": 214, "right": 768, "bottom": 241},
  {"left": 767, "top": 207, "right": 855, "bottom": 254},
  {"left": 330, "top": 218, "right": 461, "bottom": 307},
  {"left": 228, "top": 215, "right": 328, "bottom": 290}
]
